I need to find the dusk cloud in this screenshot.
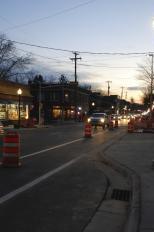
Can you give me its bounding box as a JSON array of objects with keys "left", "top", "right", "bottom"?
[{"left": 127, "top": 86, "right": 144, "bottom": 91}]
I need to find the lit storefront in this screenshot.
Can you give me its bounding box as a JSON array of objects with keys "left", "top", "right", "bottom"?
[
  {"left": 52, "top": 105, "right": 75, "bottom": 120},
  {"left": 29, "top": 82, "right": 90, "bottom": 123},
  {"left": 0, "top": 103, "right": 29, "bottom": 121},
  {"left": 0, "top": 80, "right": 32, "bottom": 122}
]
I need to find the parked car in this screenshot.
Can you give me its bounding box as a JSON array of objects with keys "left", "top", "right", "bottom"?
[{"left": 87, "top": 112, "right": 109, "bottom": 129}]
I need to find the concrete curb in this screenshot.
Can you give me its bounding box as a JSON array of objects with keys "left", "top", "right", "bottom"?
[{"left": 101, "top": 143, "right": 141, "bottom": 232}]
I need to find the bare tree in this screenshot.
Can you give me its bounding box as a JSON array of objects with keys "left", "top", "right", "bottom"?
[
  {"left": 138, "top": 57, "right": 152, "bottom": 86},
  {"left": 137, "top": 56, "right": 153, "bottom": 108},
  {"left": 0, "top": 34, "right": 32, "bottom": 82},
  {"left": 58, "top": 74, "right": 69, "bottom": 84}
]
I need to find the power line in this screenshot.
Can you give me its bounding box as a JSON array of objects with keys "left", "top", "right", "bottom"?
[
  {"left": 17, "top": 47, "right": 141, "bottom": 74},
  {"left": 5, "top": 38, "right": 152, "bottom": 56},
  {"left": 7, "top": 39, "right": 73, "bottom": 53},
  {"left": 17, "top": 48, "right": 139, "bottom": 68},
  {"left": 0, "top": 15, "right": 13, "bottom": 25},
  {"left": 3, "top": 0, "right": 97, "bottom": 32}
]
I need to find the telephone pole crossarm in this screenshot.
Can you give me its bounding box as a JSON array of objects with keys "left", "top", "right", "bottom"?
[{"left": 70, "top": 52, "right": 82, "bottom": 83}]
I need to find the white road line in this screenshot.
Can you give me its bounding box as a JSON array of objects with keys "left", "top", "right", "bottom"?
[
  {"left": 21, "top": 132, "right": 104, "bottom": 160},
  {"left": 0, "top": 154, "right": 86, "bottom": 205},
  {"left": 21, "top": 138, "right": 84, "bottom": 159}
]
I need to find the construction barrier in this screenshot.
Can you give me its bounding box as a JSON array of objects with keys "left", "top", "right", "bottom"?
[
  {"left": 128, "top": 121, "right": 134, "bottom": 133},
  {"left": 2, "top": 131, "right": 21, "bottom": 167},
  {"left": 84, "top": 123, "right": 92, "bottom": 138},
  {"left": 127, "top": 116, "right": 154, "bottom": 133},
  {"left": 114, "top": 119, "right": 119, "bottom": 128},
  {"left": 109, "top": 120, "right": 114, "bottom": 130}
]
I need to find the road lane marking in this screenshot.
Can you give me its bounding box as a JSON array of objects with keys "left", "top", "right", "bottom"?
[
  {"left": 21, "top": 132, "right": 104, "bottom": 160},
  {"left": 0, "top": 154, "right": 86, "bottom": 205},
  {"left": 21, "top": 138, "right": 84, "bottom": 159}
]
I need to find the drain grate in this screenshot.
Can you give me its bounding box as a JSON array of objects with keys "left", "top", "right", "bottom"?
[{"left": 111, "top": 189, "right": 131, "bottom": 201}]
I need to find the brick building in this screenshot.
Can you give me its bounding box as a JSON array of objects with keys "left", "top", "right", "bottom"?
[{"left": 29, "top": 82, "right": 90, "bottom": 123}]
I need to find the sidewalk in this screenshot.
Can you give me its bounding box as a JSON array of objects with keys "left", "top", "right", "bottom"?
[
  {"left": 105, "top": 132, "right": 154, "bottom": 232},
  {"left": 85, "top": 131, "right": 154, "bottom": 232}
]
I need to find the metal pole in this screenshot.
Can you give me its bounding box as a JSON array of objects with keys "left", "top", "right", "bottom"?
[
  {"left": 149, "top": 53, "right": 154, "bottom": 120},
  {"left": 120, "top": 87, "right": 124, "bottom": 100},
  {"left": 18, "top": 94, "right": 21, "bottom": 128},
  {"left": 106, "top": 81, "right": 112, "bottom": 96},
  {"left": 38, "top": 82, "right": 41, "bottom": 126},
  {"left": 61, "top": 85, "right": 64, "bottom": 121},
  {"left": 70, "top": 52, "right": 81, "bottom": 121}
]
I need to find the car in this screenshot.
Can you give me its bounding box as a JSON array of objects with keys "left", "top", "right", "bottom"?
[
  {"left": 111, "top": 114, "right": 119, "bottom": 120},
  {"left": 121, "top": 114, "right": 127, "bottom": 119},
  {"left": 87, "top": 112, "right": 109, "bottom": 129}
]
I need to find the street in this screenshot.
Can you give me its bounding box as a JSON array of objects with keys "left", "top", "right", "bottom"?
[{"left": 0, "top": 122, "right": 126, "bottom": 232}]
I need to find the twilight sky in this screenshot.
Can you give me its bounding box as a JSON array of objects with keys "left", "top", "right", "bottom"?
[{"left": 0, "top": 0, "right": 154, "bottom": 103}]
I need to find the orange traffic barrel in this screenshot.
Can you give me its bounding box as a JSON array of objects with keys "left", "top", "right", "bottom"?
[
  {"left": 114, "top": 119, "right": 119, "bottom": 128},
  {"left": 109, "top": 120, "right": 114, "bottom": 130},
  {"left": 2, "top": 131, "right": 21, "bottom": 167},
  {"left": 128, "top": 121, "right": 134, "bottom": 133},
  {"left": 84, "top": 123, "right": 92, "bottom": 138}
]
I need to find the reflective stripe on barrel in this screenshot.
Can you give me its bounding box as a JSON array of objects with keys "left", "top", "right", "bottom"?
[{"left": 2, "top": 131, "right": 21, "bottom": 167}]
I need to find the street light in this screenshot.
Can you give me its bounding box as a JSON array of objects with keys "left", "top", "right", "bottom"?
[
  {"left": 17, "top": 88, "right": 22, "bottom": 128},
  {"left": 149, "top": 53, "right": 154, "bottom": 119},
  {"left": 38, "top": 81, "right": 42, "bottom": 126}
]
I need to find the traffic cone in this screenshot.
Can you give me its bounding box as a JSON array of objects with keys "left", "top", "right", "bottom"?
[
  {"left": 109, "top": 120, "right": 114, "bottom": 130},
  {"left": 128, "top": 121, "right": 134, "bottom": 133},
  {"left": 114, "top": 118, "right": 119, "bottom": 128},
  {"left": 84, "top": 123, "right": 92, "bottom": 138}
]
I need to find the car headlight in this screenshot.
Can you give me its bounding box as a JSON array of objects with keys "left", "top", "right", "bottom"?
[
  {"left": 87, "top": 118, "right": 91, "bottom": 123},
  {"left": 100, "top": 118, "right": 105, "bottom": 123}
]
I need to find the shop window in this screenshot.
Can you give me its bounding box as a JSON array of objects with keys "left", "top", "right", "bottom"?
[
  {"left": 52, "top": 106, "right": 61, "bottom": 119},
  {"left": 0, "top": 104, "right": 6, "bottom": 119}
]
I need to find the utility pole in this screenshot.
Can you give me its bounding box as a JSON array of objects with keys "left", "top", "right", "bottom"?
[
  {"left": 38, "top": 81, "right": 42, "bottom": 126},
  {"left": 149, "top": 53, "right": 154, "bottom": 120},
  {"left": 119, "top": 87, "right": 124, "bottom": 115},
  {"left": 120, "top": 87, "right": 124, "bottom": 99},
  {"left": 70, "top": 52, "right": 82, "bottom": 83},
  {"left": 125, "top": 91, "right": 127, "bottom": 100},
  {"left": 70, "top": 52, "right": 81, "bottom": 120},
  {"left": 106, "top": 81, "right": 112, "bottom": 96}
]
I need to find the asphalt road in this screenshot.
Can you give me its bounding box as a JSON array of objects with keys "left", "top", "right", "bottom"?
[{"left": 0, "top": 122, "right": 126, "bottom": 232}]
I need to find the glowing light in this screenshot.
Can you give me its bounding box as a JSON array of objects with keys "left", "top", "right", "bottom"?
[{"left": 17, "top": 88, "right": 22, "bottom": 95}]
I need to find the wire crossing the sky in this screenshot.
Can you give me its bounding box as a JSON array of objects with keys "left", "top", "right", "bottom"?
[{"left": 5, "top": 38, "right": 153, "bottom": 56}]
